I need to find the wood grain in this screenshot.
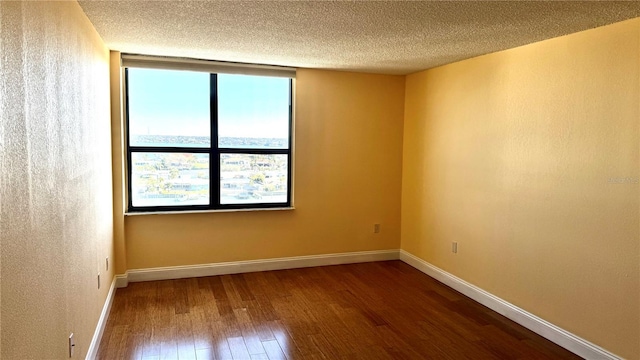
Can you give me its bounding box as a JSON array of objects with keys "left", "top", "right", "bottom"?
[{"left": 97, "top": 261, "right": 581, "bottom": 359}]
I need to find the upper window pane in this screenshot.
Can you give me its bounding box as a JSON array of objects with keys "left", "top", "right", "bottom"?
[
  {"left": 218, "top": 74, "right": 290, "bottom": 149},
  {"left": 128, "top": 68, "right": 210, "bottom": 147}
]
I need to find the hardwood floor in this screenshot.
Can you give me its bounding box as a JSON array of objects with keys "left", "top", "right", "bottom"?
[{"left": 97, "top": 261, "right": 581, "bottom": 360}]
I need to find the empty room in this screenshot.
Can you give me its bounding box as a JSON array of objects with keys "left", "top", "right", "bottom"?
[{"left": 1, "top": 1, "right": 639, "bottom": 359}]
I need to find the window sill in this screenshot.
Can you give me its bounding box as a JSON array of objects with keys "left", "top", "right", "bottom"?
[{"left": 124, "top": 206, "right": 295, "bottom": 216}]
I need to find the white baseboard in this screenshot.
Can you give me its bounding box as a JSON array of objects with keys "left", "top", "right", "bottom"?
[
  {"left": 86, "top": 277, "right": 117, "bottom": 360},
  {"left": 119, "top": 249, "right": 400, "bottom": 284},
  {"left": 105, "top": 249, "right": 618, "bottom": 359},
  {"left": 399, "top": 250, "right": 621, "bottom": 360},
  {"left": 114, "top": 274, "right": 128, "bottom": 289}
]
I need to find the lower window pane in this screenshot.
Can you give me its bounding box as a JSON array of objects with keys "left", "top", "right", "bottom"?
[
  {"left": 131, "top": 153, "right": 209, "bottom": 207},
  {"left": 220, "top": 154, "right": 288, "bottom": 205}
]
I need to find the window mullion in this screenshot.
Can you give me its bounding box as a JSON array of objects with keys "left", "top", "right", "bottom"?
[{"left": 128, "top": 146, "right": 210, "bottom": 153}]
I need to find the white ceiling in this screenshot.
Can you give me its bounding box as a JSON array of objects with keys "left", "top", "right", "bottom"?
[{"left": 78, "top": 1, "right": 640, "bottom": 75}]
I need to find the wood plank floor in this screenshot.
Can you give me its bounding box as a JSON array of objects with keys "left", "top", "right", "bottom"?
[{"left": 97, "top": 261, "right": 582, "bottom": 360}]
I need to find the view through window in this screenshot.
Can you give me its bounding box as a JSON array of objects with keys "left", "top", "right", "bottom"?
[{"left": 126, "top": 67, "right": 292, "bottom": 211}]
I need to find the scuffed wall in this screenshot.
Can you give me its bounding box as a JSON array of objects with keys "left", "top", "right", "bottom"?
[{"left": 0, "top": 2, "right": 113, "bottom": 359}]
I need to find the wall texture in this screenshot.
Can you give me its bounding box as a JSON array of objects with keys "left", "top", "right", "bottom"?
[
  {"left": 122, "top": 69, "right": 405, "bottom": 269},
  {"left": 402, "top": 18, "right": 639, "bottom": 359},
  {"left": 110, "top": 51, "right": 127, "bottom": 275},
  {"left": 0, "top": 2, "right": 113, "bottom": 359}
]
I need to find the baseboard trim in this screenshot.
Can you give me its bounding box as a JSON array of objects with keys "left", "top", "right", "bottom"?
[
  {"left": 399, "top": 250, "right": 621, "bottom": 360},
  {"left": 114, "top": 274, "right": 128, "bottom": 289},
  {"left": 85, "top": 277, "right": 117, "bottom": 360},
  {"left": 122, "top": 249, "right": 400, "bottom": 284}
]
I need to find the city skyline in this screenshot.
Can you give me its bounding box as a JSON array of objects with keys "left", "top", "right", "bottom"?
[
  {"left": 130, "top": 144, "right": 288, "bottom": 207},
  {"left": 130, "top": 134, "right": 289, "bottom": 149}
]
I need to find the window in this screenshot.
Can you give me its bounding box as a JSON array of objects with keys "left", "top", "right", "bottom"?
[{"left": 124, "top": 56, "right": 294, "bottom": 212}]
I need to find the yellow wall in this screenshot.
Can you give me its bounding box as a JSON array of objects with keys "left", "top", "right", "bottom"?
[
  {"left": 123, "top": 69, "right": 405, "bottom": 269},
  {"left": 110, "top": 51, "right": 128, "bottom": 275},
  {"left": 0, "top": 1, "right": 635, "bottom": 358},
  {"left": 0, "top": 2, "right": 113, "bottom": 359},
  {"left": 402, "top": 18, "right": 639, "bottom": 359}
]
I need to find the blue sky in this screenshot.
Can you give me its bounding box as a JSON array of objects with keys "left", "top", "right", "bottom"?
[{"left": 127, "top": 68, "right": 290, "bottom": 139}]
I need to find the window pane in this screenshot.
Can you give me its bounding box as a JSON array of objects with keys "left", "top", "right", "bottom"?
[
  {"left": 218, "top": 74, "right": 290, "bottom": 149},
  {"left": 128, "top": 68, "right": 210, "bottom": 147},
  {"left": 131, "top": 153, "right": 209, "bottom": 207},
  {"left": 220, "top": 154, "right": 288, "bottom": 204}
]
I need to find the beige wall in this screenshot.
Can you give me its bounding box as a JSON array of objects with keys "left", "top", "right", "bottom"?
[
  {"left": 122, "top": 69, "right": 405, "bottom": 269},
  {"left": 0, "top": 2, "right": 113, "bottom": 359},
  {"left": 110, "top": 51, "right": 128, "bottom": 275},
  {"left": 402, "top": 18, "right": 640, "bottom": 359},
  {"left": 4, "top": 2, "right": 628, "bottom": 357}
]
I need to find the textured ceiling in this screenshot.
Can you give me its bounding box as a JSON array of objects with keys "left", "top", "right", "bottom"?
[{"left": 78, "top": 1, "right": 640, "bottom": 75}]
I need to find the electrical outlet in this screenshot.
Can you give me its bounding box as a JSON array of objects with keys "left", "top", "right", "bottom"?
[
  {"left": 97, "top": 273, "right": 101, "bottom": 289},
  {"left": 452, "top": 242, "right": 458, "bottom": 254},
  {"left": 106, "top": 257, "right": 109, "bottom": 271},
  {"left": 373, "top": 224, "right": 381, "bottom": 233},
  {"left": 69, "top": 333, "right": 75, "bottom": 357}
]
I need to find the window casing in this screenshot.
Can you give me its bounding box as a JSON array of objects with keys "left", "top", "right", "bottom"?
[{"left": 123, "top": 56, "right": 294, "bottom": 212}]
